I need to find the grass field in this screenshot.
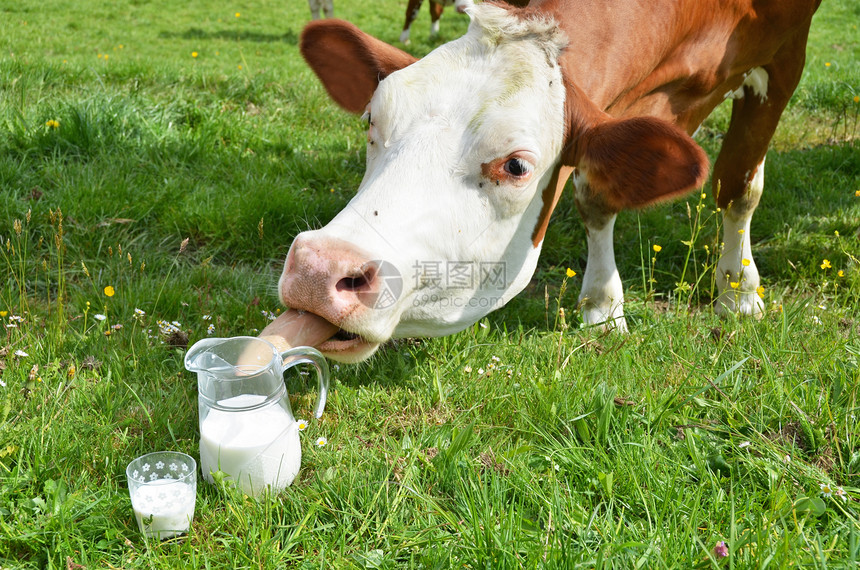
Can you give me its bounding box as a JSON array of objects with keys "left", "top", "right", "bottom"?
[{"left": 1, "top": 0, "right": 859, "bottom": 567}]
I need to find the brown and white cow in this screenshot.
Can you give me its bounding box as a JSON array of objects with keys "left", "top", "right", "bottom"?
[
  {"left": 400, "top": 0, "right": 467, "bottom": 45},
  {"left": 308, "top": 0, "right": 334, "bottom": 20},
  {"left": 264, "top": 0, "right": 821, "bottom": 362}
]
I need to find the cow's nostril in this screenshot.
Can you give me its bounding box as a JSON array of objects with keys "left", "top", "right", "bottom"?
[
  {"left": 336, "top": 276, "right": 368, "bottom": 291},
  {"left": 336, "top": 264, "right": 377, "bottom": 293}
]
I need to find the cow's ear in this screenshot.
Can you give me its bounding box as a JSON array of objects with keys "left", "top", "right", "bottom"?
[
  {"left": 300, "top": 20, "right": 418, "bottom": 114},
  {"left": 573, "top": 117, "right": 709, "bottom": 210}
]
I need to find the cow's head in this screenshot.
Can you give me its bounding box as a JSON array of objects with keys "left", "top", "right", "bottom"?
[{"left": 278, "top": 3, "right": 707, "bottom": 362}]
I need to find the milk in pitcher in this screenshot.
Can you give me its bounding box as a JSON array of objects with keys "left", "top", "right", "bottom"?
[{"left": 199, "top": 394, "right": 301, "bottom": 495}]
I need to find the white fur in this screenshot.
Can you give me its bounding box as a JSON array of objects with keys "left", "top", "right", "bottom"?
[
  {"left": 744, "top": 67, "right": 769, "bottom": 101},
  {"left": 574, "top": 173, "right": 628, "bottom": 332},
  {"left": 726, "top": 67, "right": 769, "bottom": 101},
  {"left": 578, "top": 216, "right": 628, "bottom": 332},
  {"left": 715, "top": 158, "right": 765, "bottom": 316}
]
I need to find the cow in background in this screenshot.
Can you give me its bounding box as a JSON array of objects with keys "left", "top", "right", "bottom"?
[
  {"left": 308, "top": 0, "right": 334, "bottom": 20},
  {"left": 401, "top": 0, "right": 529, "bottom": 44},
  {"left": 400, "top": 0, "right": 469, "bottom": 44}
]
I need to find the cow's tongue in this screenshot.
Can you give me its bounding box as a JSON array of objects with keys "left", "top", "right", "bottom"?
[{"left": 259, "top": 309, "right": 340, "bottom": 352}]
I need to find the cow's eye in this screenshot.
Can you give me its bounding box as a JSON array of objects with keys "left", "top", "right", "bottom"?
[{"left": 504, "top": 157, "right": 532, "bottom": 177}]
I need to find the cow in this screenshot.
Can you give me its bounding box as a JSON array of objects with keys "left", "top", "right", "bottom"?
[
  {"left": 400, "top": 0, "right": 465, "bottom": 45},
  {"left": 262, "top": 0, "right": 821, "bottom": 363},
  {"left": 308, "top": 0, "right": 334, "bottom": 20}
]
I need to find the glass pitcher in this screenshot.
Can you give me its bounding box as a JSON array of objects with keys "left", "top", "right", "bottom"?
[{"left": 184, "top": 336, "right": 329, "bottom": 496}]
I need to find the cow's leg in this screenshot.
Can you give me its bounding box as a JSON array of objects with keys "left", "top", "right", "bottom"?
[
  {"left": 574, "top": 174, "right": 627, "bottom": 332},
  {"left": 308, "top": 0, "right": 322, "bottom": 20},
  {"left": 429, "top": 1, "right": 444, "bottom": 38},
  {"left": 713, "top": 31, "right": 810, "bottom": 317},
  {"left": 715, "top": 156, "right": 765, "bottom": 315},
  {"left": 400, "top": 0, "right": 424, "bottom": 44},
  {"left": 322, "top": 0, "right": 334, "bottom": 18}
]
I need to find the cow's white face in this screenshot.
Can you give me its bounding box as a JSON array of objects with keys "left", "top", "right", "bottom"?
[{"left": 280, "top": 7, "right": 568, "bottom": 362}]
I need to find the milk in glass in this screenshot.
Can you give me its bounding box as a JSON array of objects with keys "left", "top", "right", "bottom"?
[{"left": 131, "top": 479, "right": 196, "bottom": 539}]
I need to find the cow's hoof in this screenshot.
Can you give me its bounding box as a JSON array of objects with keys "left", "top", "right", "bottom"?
[
  {"left": 715, "top": 290, "right": 765, "bottom": 318},
  {"left": 580, "top": 305, "right": 628, "bottom": 333}
]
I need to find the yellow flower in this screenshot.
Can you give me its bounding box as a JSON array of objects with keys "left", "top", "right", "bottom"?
[
  {"left": 825, "top": 62, "right": 831, "bottom": 67},
  {"left": 191, "top": 51, "right": 198, "bottom": 58},
  {"left": 855, "top": 190, "right": 860, "bottom": 197},
  {"left": 700, "top": 193, "right": 707, "bottom": 200},
  {"left": 742, "top": 259, "right": 750, "bottom": 267},
  {"left": 104, "top": 285, "right": 115, "bottom": 297},
  {"left": 0, "top": 311, "right": 7, "bottom": 317},
  {"left": 235, "top": 12, "right": 241, "bottom": 17},
  {"left": 837, "top": 270, "right": 844, "bottom": 278},
  {"left": 854, "top": 95, "right": 860, "bottom": 103},
  {"left": 565, "top": 267, "right": 576, "bottom": 278},
  {"left": 238, "top": 65, "right": 243, "bottom": 70},
  {"left": 756, "top": 285, "right": 765, "bottom": 298},
  {"left": 834, "top": 230, "right": 839, "bottom": 237},
  {"left": 652, "top": 244, "right": 662, "bottom": 253},
  {"left": 820, "top": 259, "right": 831, "bottom": 270},
  {"left": 730, "top": 282, "right": 739, "bottom": 289},
  {"left": 46, "top": 119, "right": 60, "bottom": 129}
]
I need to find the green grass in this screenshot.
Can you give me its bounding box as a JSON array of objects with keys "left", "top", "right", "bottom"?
[{"left": 1, "top": 0, "right": 859, "bottom": 567}]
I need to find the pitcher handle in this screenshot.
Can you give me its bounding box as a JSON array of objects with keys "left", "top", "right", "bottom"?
[{"left": 279, "top": 346, "right": 330, "bottom": 419}]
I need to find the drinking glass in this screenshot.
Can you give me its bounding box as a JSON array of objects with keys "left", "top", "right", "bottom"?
[{"left": 126, "top": 451, "right": 197, "bottom": 539}]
